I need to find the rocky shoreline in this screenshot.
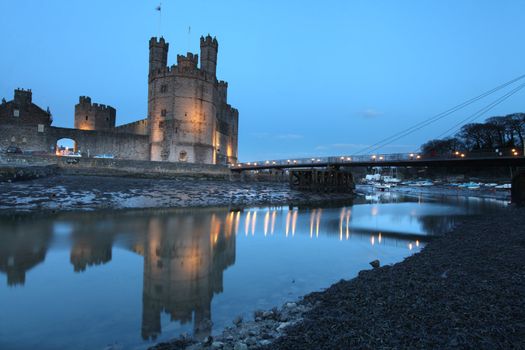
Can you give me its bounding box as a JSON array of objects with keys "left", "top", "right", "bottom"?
[
  {"left": 152, "top": 207, "right": 525, "bottom": 350},
  {"left": 0, "top": 175, "right": 355, "bottom": 214}
]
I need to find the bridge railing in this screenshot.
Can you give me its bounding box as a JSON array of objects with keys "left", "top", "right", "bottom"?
[{"left": 232, "top": 148, "right": 523, "bottom": 169}]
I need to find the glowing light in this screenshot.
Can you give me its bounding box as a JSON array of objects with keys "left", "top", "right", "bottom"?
[
  {"left": 251, "top": 211, "right": 257, "bottom": 235},
  {"left": 272, "top": 161, "right": 276, "bottom": 165},
  {"left": 371, "top": 236, "right": 375, "bottom": 245},
  {"left": 416, "top": 240, "right": 420, "bottom": 247},
  {"left": 416, "top": 155, "right": 421, "bottom": 159},
  {"left": 409, "top": 153, "right": 414, "bottom": 157},
  {"left": 285, "top": 211, "right": 291, "bottom": 237},
  {"left": 235, "top": 211, "right": 241, "bottom": 235},
  {"left": 225, "top": 211, "right": 234, "bottom": 237},
  {"left": 379, "top": 156, "right": 384, "bottom": 160},
  {"left": 340, "top": 156, "right": 345, "bottom": 160},
  {"left": 316, "top": 158, "right": 321, "bottom": 162},
  {"left": 254, "top": 162, "right": 258, "bottom": 166},
  {"left": 245, "top": 211, "right": 251, "bottom": 236},
  {"left": 293, "top": 160, "right": 297, "bottom": 164},
  {"left": 345, "top": 210, "right": 350, "bottom": 240},
  {"left": 346, "top": 157, "right": 352, "bottom": 161},
  {"left": 247, "top": 162, "right": 251, "bottom": 165},
  {"left": 378, "top": 232, "right": 382, "bottom": 243},
  {"left": 264, "top": 211, "right": 270, "bottom": 236},
  {"left": 339, "top": 208, "right": 345, "bottom": 241},
  {"left": 287, "top": 159, "right": 291, "bottom": 163},
  {"left": 460, "top": 153, "right": 465, "bottom": 158},
  {"left": 372, "top": 155, "right": 377, "bottom": 160},
  {"left": 310, "top": 209, "right": 316, "bottom": 238},
  {"left": 265, "top": 160, "right": 269, "bottom": 164},
  {"left": 454, "top": 151, "right": 459, "bottom": 155},
  {"left": 409, "top": 243, "right": 413, "bottom": 250},
  {"left": 292, "top": 210, "right": 298, "bottom": 236},
  {"left": 315, "top": 209, "right": 322, "bottom": 238},
  {"left": 271, "top": 211, "right": 276, "bottom": 234}
]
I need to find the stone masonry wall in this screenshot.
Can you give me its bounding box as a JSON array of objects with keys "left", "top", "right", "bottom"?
[{"left": 0, "top": 124, "right": 149, "bottom": 160}]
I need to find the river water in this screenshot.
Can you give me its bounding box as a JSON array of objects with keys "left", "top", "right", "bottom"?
[{"left": 0, "top": 192, "right": 507, "bottom": 350}]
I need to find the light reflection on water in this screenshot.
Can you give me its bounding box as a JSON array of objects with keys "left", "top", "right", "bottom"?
[{"left": 0, "top": 194, "right": 507, "bottom": 350}]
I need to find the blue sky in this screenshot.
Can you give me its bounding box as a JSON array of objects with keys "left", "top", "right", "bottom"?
[{"left": 1, "top": 0, "right": 524, "bottom": 161}]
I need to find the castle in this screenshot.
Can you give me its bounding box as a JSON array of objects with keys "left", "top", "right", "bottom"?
[{"left": 0, "top": 35, "right": 239, "bottom": 165}]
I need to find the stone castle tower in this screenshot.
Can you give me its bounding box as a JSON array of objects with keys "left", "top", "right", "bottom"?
[
  {"left": 74, "top": 96, "right": 116, "bottom": 131},
  {"left": 148, "top": 35, "right": 238, "bottom": 164}
]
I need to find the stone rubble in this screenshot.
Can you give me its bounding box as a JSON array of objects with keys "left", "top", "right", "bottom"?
[{"left": 151, "top": 302, "right": 314, "bottom": 350}]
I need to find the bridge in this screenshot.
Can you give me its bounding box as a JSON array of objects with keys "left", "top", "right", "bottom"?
[
  {"left": 231, "top": 151, "right": 525, "bottom": 171},
  {"left": 231, "top": 150, "right": 525, "bottom": 204}
]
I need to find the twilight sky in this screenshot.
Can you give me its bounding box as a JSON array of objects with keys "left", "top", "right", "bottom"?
[{"left": 1, "top": 0, "right": 524, "bottom": 161}]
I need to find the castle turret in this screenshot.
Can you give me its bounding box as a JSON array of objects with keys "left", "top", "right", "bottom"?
[
  {"left": 200, "top": 35, "right": 218, "bottom": 78},
  {"left": 149, "top": 37, "right": 169, "bottom": 78},
  {"left": 74, "top": 96, "right": 116, "bottom": 131}
]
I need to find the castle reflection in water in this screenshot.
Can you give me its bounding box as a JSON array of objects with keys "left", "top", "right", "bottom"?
[
  {"left": 0, "top": 209, "right": 237, "bottom": 340},
  {"left": 1, "top": 199, "right": 478, "bottom": 341}
]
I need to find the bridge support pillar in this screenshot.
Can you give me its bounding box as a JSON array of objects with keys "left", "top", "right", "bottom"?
[
  {"left": 289, "top": 169, "right": 355, "bottom": 192},
  {"left": 511, "top": 171, "right": 525, "bottom": 206}
]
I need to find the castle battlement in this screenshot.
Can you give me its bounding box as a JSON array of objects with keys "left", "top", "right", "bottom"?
[
  {"left": 176, "top": 53, "right": 199, "bottom": 70},
  {"left": 200, "top": 35, "right": 218, "bottom": 48},
  {"left": 76, "top": 96, "right": 114, "bottom": 111},
  {"left": 163, "top": 64, "right": 209, "bottom": 80},
  {"left": 78, "top": 96, "right": 92, "bottom": 104},
  {"left": 149, "top": 36, "right": 167, "bottom": 47}
]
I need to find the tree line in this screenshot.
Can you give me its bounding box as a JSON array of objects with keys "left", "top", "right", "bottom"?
[{"left": 420, "top": 113, "right": 525, "bottom": 156}]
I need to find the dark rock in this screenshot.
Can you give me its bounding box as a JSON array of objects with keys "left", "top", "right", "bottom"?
[{"left": 369, "top": 259, "right": 380, "bottom": 268}]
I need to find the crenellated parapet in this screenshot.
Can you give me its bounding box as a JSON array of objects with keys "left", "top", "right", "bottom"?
[
  {"left": 176, "top": 53, "right": 199, "bottom": 71},
  {"left": 200, "top": 35, "right": 218, "bottom": 48}
]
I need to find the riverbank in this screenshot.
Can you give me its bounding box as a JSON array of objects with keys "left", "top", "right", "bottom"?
[
  {"left": 0, "top": 175, "right": 355, "bottom": 213},
  {"left": 152, "top": 207, "right": 524, "bottom": 350}
]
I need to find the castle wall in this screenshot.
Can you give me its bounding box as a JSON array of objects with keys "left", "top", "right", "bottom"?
[
  {"left": 115, "top": 119, "right": 149, "bottom": 135},
  {"left": 0, "top": 124, "right": 50, "bottom": 152},
  {"left": 47, "top": 127, "right": 149, "bottom": 160},
  {"left": 149, "top": 73, "right": 216, "bottom": 163},
  {"left": 0, "top": 123, "right": 149, "bottom": 160}
]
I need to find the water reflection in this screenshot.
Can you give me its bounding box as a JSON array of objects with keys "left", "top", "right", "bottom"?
[
  {"left": 0, "top": 194, "right": 508, "bottom": 349},
  {"left": 0, "top": 218, "right": 52, "bottom": 286},
  {"left": 138, "top": 212, "right": 235, "bottom": 340}
]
